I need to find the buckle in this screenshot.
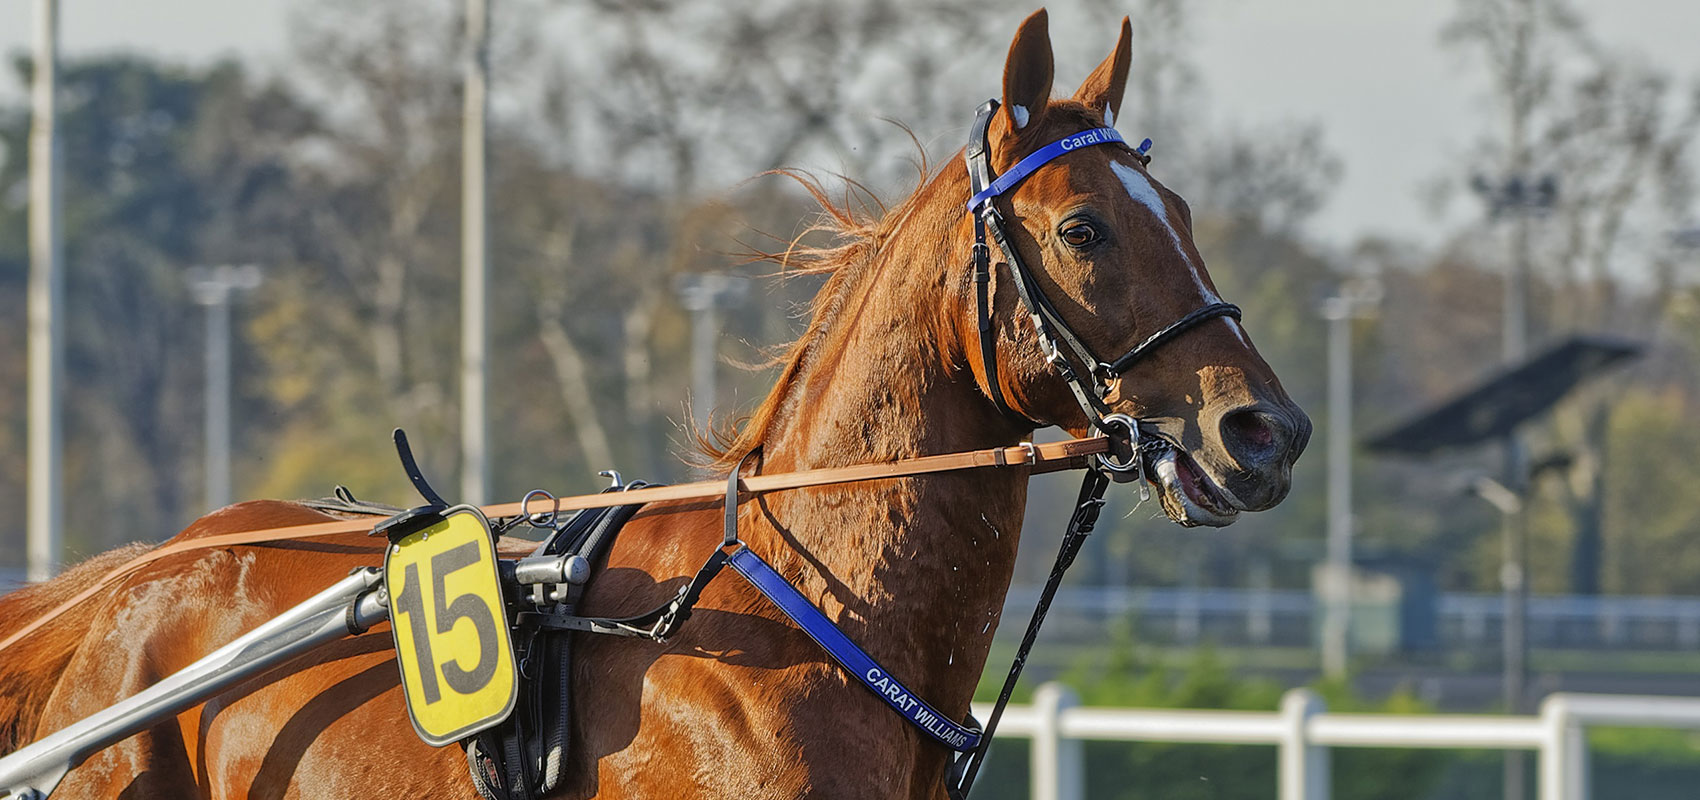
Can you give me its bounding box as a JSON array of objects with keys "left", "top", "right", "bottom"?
[{"left": 995, "top": 442, "right": 1038, "bottom": 467}]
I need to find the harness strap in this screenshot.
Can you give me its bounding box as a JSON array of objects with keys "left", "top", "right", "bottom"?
[
  {"left": 724, "top": 547, "right": 981, "bottom": 751},
  {"left": 982, "top": 205, "right": 1118, "bottom": 424},
  {"left": 543, "top": 448, "right": 993, "bottom": 752},
  {"left": 962, "top": 101, "right": 1130, "bottom": 429}
]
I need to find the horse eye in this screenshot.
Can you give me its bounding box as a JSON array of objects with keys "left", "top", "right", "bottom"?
[{"left": 1060, "top": 222, "right": 1101, "bottom": 249}]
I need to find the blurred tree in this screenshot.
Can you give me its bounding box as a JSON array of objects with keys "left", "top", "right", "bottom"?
[
  {"left": 0, "top": 57, "right": 317, "bottom": 557},
  {"left": 1439, "top": 0, "right": 1700, "bottom": 594}
]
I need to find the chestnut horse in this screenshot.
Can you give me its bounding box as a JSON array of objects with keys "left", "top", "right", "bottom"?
[{"left": 0, "top": 10, "right": 1308, "bottom": 799}]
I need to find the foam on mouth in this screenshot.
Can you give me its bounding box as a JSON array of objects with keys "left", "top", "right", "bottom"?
[{"left": 1149, "top": 447, "right": 1240, "bottom": 527}]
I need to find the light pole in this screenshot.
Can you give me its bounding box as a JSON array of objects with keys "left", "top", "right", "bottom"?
[
  {"left": 1319, "top": 276, "right": 1381, "bottom": 680},
  {"left": 1472, "top": 171, "right": 1557, "bottom": 800},
  {"left": 188, "top": 266, "right": 262, "bottom": 512},
  {"left": 675, "top": 274, "right": 749, "bottom": 434},
  {"left": 26, "top": 0, "right": 63, "bottom": 582},
  {"left": 460, "top": 0, "right": 491, "bottom": 506}
]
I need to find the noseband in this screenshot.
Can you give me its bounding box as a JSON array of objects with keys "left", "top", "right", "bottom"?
[{"left": 964, "top": 99, "right": 1241, "bottom": 453}]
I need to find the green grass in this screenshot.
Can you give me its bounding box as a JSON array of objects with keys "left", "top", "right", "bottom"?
[{"left": 986, "top": 641, "right": 1700, "bottom": 680}]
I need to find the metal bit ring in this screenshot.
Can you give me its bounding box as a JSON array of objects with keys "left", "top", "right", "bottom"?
[{"left": 1095, "top": 413, "right": 1143, "bottom": 476}]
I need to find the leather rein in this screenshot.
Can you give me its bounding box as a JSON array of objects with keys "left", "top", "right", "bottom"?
[{"left": 0, "top": 437, "right": 1110, "bottom": 656}]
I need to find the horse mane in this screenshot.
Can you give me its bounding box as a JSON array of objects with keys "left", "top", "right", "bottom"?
[
  {"left": 698, "top": 150, "right": 942, "bottom": 472},
  {"left": 0, "top": 542, "right": 153, "bottom": 751},
  {"left": 693, "top": 106, "right": 1118, "bottom": 472}
]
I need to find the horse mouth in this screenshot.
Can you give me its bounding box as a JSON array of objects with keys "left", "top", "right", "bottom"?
[{"left": 1147, "top": 446, "right": 1240, "bottom": 528}]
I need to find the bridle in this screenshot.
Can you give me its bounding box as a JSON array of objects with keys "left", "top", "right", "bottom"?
[
  {"left": 964, "top": 99, "right": 1241, "bottom": 476},
  {"left": 944, "top": 100, "right": 1248, "bottom": 798}
]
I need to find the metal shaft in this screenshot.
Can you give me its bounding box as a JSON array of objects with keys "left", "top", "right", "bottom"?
[
  {"left": 0, "top": 570, "right": 386, "bottom": 798},
  {"left": 676, "top": 275, "right": 748, "bottom": 434},
  {"left": 27, "top": 0, "right": 63, "bottom": 583}
]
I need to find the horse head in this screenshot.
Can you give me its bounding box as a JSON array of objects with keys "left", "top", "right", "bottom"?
[{"left": 965, "top": 10, "right": 1311, "bottom": 527}]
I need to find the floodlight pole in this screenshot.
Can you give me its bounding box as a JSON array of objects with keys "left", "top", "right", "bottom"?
[
  {"left": 189, "top": 267, "right": 263, "bottom": 513},
  {"left": 461, "top": 0, "right": 491, "bottom": 505},
  {"left": 1319, "top": 277, "right": 1381, "bottom": 680},
  {"left": 676, "top": 275, "right": 749, "bottom": 434},
  {"left": 27, "top": 0, "right": 63, "bottom": 583},
  {"left": 1473, "top": 168, "right": 1556, "bottom": 800},
  {"left": 1504, "top": 191, "right": 1530, "bottom": 800}
]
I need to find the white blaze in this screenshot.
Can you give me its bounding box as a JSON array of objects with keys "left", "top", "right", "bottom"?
[{"left": 1109, "top": 160, "right": 1249, "bottom": 343}]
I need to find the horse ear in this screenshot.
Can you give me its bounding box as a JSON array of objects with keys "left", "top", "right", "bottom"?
[
  {"left": 1075, "top": 16, "right": 1132, "bottom": 128},
  {"left": 1000, "top": 9, "right": 1054, "bottom": 135}
]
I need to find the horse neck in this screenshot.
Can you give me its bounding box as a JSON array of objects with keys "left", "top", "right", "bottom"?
[{"left": 751, "top": 169, "right": 1034, "bottom": 709}]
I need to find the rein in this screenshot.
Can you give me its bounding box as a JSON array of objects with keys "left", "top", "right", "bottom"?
[{"left": 0, "top": 436, "right": 1110, "bottom": 657}]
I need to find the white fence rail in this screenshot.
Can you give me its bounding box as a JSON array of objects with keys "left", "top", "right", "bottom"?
[{"left": 975, "top": 684, "right": 1700, "bottom": 800}]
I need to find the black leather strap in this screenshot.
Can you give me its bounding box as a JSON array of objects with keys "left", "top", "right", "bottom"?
[
  {"left": 1104, "top": 302, "right": 1242, "bottom": 375},
  {"left": 965, "top": 100, "right": 1037, "bottom": 428},
  {"left": 523, "top": 451, "right": 760, "bottom": 642},
  {"left": 725, "top": 450, "right": 756, "bottom": 546},
  {"left": 949, "top": 467, "right": 1109, "bottom": 798}
]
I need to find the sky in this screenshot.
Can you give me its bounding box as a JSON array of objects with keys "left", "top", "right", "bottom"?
[{"left": 1, "top": 0, "right": 1697, "bottom": 249}]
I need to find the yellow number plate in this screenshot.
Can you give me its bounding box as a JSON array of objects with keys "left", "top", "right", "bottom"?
[{"left": 384, "top": 506, "right": 517, "bottom": 746}]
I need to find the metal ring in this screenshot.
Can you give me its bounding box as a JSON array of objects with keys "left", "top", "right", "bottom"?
[
  {"left": 520, "top": 489, "right": 559, "bottom": 528},
  {"left": 1095, "top": 413, "right": 1143, "bottom": 475}
]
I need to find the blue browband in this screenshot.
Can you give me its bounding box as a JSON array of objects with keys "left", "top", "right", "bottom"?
[
  {"left": 967, "top": 126, "right": 1151, "bottom": 211},
  {"left": 724, "top": 546, "right": 982, "bottom": 752}
]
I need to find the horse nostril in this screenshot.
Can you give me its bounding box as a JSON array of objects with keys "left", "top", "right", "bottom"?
[{"left": 1222, "top": 409, "right": 1286, "bottom": 463}]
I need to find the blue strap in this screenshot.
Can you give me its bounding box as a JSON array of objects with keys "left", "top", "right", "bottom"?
[
  {"left": 966, "top": 127, "right": 1126, "bottom": 211},
  {"left": 724, "top": 546, "right": 983, "bottom": 752}
]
